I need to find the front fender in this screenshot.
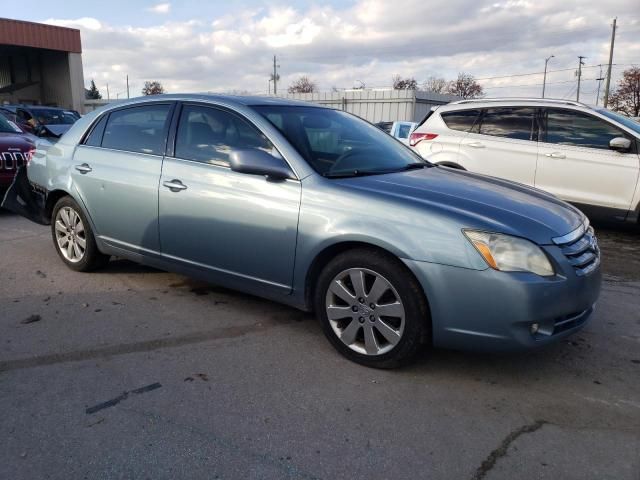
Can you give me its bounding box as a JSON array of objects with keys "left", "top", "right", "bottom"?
[{"left": 291, "top": 176, "right": 487, "bottom": 302}]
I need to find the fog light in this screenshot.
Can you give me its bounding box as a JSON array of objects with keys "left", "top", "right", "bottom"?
[{"left": 530, "top": 323, "right": 540, "bottom": 335}]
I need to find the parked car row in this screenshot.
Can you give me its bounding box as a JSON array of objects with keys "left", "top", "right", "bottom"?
[
  {"left": 0, "top": 104, "right": 80, "bottom": 196},
  {"left": 1, "top": 105, "right": 81, "bottom": 138},
  {"left": 408, "top": 98, "right": 640, "bottom": 224},
  {"left": 5, "top": 94, "right": 601, "bottom": 368}
]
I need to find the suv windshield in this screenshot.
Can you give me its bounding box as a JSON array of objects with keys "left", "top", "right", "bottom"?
[
  {"left": 31, "top": 109, "right": 78, "bottom": 125},
  {"left": 596, "top": 108, "right": 640, "bottom": 135},
  {"left": 253, "top": 105, "right": 428, "bottom": 177}
]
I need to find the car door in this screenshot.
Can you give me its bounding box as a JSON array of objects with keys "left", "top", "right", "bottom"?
[
  {"left": 158, "top": 103, "right": 301, "bottom": 294},
  {"left": 536, "top": 108, "right": 640, "bottom": 213},
  {"left": 458, "top": 107, "right": 538, "bottom": 185},
  {"left": 71, "top": 102, "right": 174, "bottom": 253}
]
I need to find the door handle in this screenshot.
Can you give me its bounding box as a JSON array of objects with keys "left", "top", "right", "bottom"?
[
  {"left": 75, "top": 163, "right": 92, "bottom": 174},
  {"left": 544, "top": 152, "right": 566, "bottom": 159},
  {"left": 466, "top": 142, "right": 485, "bottom": 148},
  {"left": 162, "top": 179, "right": 188, "bottom": 192}
]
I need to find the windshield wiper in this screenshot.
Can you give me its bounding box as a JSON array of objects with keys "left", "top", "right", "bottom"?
[
  {"left": 322, "top": 170, "right": 381, "bottom": 178},
  {"left": 400, "top": 162, "right": 429, "bottom": 170},
  {"left": 323, "top": 163, "right": 429, "bottom": 178}
]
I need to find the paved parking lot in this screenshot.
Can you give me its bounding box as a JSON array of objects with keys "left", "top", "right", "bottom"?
[{"left": 1, "top": 210, "right": 639, "bottom": 480}]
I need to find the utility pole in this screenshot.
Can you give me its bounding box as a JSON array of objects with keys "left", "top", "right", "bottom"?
[
  {"left": 603, "top": 17, "right": 617, "bottom": 108},
  {"left": 542, "top": 54, "right": 554, "bottom": 98},
  {"left": 595, "top": 65, "right": 604, "bottom": 106},
  {"left": 126, "top": 75, "right": 130, "bottom": 99},
  {"left": 273, "top": 56, "right": 278, "bottom": 95},
  {"left": 576, "top": 56, "right": 585, "bottom": 102},
  {"left": 106, "top": 83, "right": 110, "bottom": 100}
]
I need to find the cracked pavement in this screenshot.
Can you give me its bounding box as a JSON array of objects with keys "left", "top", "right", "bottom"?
[{"left": 1, "top": 210, "right": 639, "bottom": 479}]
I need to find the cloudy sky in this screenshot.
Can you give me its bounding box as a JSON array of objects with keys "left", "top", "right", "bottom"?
[{"left": 5, "top": 0, "right": 640, "bottom": 102}]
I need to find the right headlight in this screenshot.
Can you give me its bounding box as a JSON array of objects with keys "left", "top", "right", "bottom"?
[{"left": 464, "top": 230, "right": 555, "bottom": 277}]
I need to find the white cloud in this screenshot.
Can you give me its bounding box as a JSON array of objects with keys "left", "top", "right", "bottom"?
[
  {"left": 46, "top": 0, "right": 639, "bottom": 102},
  {"left": 148, "top": 3, "right": 171, "bottom": 14},
  {"left": 44, "top": 17, "right": 102, "bottom": 30}
]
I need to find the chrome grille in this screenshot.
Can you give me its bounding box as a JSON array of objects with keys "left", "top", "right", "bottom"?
[{"left": 552, "top": 219, "right": 600, "bottom": 276}]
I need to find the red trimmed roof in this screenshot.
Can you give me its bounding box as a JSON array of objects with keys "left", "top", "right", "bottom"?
[{"left": 0, "top": 18, "right": 81, "bottom": 53}]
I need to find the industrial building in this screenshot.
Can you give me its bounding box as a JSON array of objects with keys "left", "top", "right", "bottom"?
[
  {"left": 283, "top": 89, "right": 459, "bottom": 123},
  {"left": 0, "top": 18, "right": 85, "bottom": 112}
]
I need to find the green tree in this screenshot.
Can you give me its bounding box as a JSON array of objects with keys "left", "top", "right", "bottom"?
[{"left": 86, "top": 79, "right": 102, "bottom": 99}]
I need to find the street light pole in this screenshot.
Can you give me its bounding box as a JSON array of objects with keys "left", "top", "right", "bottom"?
[{"left": 542, "top": 55, "right": 554, "bottom": 98}]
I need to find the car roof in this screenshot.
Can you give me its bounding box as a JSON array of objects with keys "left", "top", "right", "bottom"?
[
  {"left": 436, "top": 98, "right": 596, "bottom": 112},
  {"left": 99, "top": 93, "right": 324, "bottom": 109}
]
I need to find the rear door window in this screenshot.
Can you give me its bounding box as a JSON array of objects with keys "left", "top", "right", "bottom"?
[
  {"left": 102, "top": 104, "right": 172, "bottom": 155},
  {"left": 84, "top": 115, "right": 108, "bottom": 147},
  {"left": 543, "top": 108, "right": 629, "bottom": 150},
  {"left": 478, "top": 107, "right": 536, "bottom": 140},
  {"left": 441, "top": 109, "right": 480, "bottom": 132}
]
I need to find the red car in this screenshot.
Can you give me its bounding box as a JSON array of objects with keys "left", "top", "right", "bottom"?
[{"left": 0, "top": 113, "right": 35, "bottom": 195}]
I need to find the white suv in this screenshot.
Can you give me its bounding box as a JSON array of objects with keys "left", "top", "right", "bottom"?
[{"left": 409, "top": 98, "right": 640, "bottom": 223}]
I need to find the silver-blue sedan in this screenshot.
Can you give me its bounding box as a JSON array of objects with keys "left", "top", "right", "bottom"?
[{"left": 23, "top": 94, "right": 601, "bottom": 368}]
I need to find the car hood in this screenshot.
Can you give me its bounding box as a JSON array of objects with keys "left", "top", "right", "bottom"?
[
  {"left": 335, "top": 166, "right": 585, "bottom": 245},
  {"left": 0, "top": 132, "right": 35, "bottom": 151}
]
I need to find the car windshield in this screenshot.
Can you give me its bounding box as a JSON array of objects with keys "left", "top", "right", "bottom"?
[
  {"left": 252, "top": 105, "right": 429, "bottom": 177},
  {"left": 596, "top": 108, "right": 640, "bottom": 135},
  {"left": 0, "top": 114, "right": 22, "bottom": 133},
  {"left": 32, "top": 109, "right": 78, "bottom": 125}
]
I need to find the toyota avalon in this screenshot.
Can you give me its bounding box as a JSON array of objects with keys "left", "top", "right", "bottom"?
[{"left": 16, "top": 94, "right": 601, "bottom": 368}]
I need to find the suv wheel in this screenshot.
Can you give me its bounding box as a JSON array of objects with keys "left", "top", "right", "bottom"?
[
  {"left": 51, "top": 196, "right": 109, "bottom": 271},
  {"left": 315, "top": 248, "right": 430, "bottom": 368}
]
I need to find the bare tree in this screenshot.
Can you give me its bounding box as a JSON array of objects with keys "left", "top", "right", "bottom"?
[
  {"left": 288, "top": 76, "right": 317, "bottom": 94},
  {"left": 608, "top": 67, "right": 640, "bottom": 117},
  {"left": 423, "top": 76, "right": 447, "bottom": 94},
  {"left": 142, "top": 81, "right": 166, "bottom": 96},
  {"left": 392, "top": 75, "right": 418, "bottom": 90},
  {"left": 446, "top": 73, "right": 484, "bottom": 99}
]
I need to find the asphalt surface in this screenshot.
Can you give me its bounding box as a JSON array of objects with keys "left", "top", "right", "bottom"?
[{"left": 1, "top": 210, "right": 639, "bottom": 480}]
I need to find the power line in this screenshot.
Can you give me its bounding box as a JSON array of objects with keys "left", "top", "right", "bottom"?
[{"left": 483, "top": 78, "right": 599, "bottom": 90}]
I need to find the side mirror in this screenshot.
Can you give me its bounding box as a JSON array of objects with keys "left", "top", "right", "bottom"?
[
  {"left": 609, "top": 137, "right": 631, "bottom": 152},
  {"left": 229, "top": 149, "right": 294, "bottom": 180}
]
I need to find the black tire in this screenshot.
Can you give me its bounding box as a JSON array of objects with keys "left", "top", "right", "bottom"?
[
  {"left": 51, "top": 196, "right": 110, "bottom": 272},
  {"left": 314, "top": 248, "right": 431, "bottom": 368}
]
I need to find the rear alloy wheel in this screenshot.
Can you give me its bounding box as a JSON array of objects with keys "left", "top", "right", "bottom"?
[
  {"left": 54, "top": 206, "right": 87, "bottom": 263},
  {"left": 51, "top": 196, "right": 110, "bottom": 272},
  {"left": 315, "top": 248, "right": 430, "bottom": 368}
]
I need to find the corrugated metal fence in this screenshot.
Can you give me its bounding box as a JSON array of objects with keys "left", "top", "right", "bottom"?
[{"left": 282, "top": 90, "right": 458, "bottom": 123}]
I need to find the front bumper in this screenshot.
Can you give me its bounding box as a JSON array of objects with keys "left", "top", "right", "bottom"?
[{"left": 403, "top": 246, "right": 602, "bottom": 352}]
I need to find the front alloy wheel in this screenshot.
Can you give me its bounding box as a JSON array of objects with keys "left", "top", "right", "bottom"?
[
  {"left": 315, "top": 248, "right": 430, "bottom": 368},
  {"left": 326, "top": 268, "right": 405, "bottom": 356}
]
